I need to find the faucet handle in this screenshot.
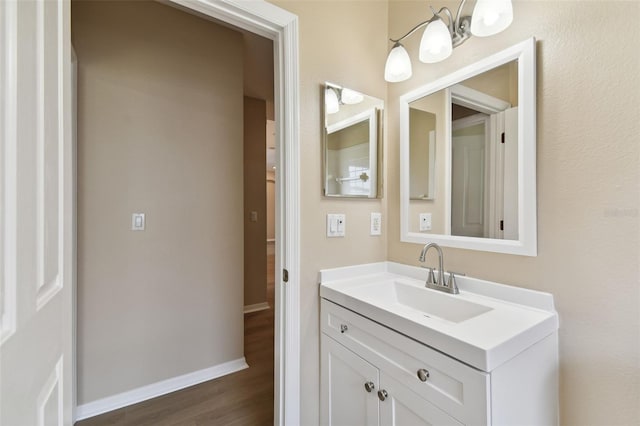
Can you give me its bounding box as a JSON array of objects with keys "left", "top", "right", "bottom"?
[
  {"left": 420, "top": 265, "right": 437, "bottom": 285},
  {"left": 426, "top": 267, "right": 437, "bottom": 285},
  {"left": 446, "top": 271, "right": 462, "bottom": 294}
]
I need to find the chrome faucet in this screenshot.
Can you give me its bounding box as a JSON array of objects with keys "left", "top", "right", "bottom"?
[{"left": 418, "top": 243, "right": 460, "bottom": 294}]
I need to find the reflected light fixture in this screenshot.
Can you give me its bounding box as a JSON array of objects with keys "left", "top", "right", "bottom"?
[
  {"left": 325, "top": 85, "right": 364, "bottom": 114},
  {"left": 384, "top": 0, "right": 513, "bottom": 82},
  {"left": 325, "top": 87, "right": 340, "bottom": 114}
]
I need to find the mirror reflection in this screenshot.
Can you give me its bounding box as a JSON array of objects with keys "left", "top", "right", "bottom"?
[
  {"left": 408, "top": 60, "right": 518, "bottom": 239},
  {"left": 400, "top": 38, "right": 537, "bottom": 256},
  {"left": 409, "top": 103, "right": 437, "bottom": 200},
  {"left": 324, "top": 82, "right": 383, "bottom": 198}
]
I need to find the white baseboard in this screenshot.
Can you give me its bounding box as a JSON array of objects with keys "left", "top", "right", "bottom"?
[
  {"left": 243, "top": 302, "right": 270, "bottom": 314},
  {"left": 75, "top": 357, "right": 248, "bottom": 421}
]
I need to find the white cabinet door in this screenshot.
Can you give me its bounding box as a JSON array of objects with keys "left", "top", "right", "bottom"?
[
  {"left": 0, "top": 0, "right": 73, "bottom": 424},
  {"left": 321, "top": 334, "right": 379, "bottom": 426},
  {"left": 379, "top": 373, "right": 463, "bottom": 426}
]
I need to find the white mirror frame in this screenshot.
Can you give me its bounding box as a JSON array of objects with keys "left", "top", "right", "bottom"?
[{"left": 400, "top": 38, "right": 537, "bottom": 256}]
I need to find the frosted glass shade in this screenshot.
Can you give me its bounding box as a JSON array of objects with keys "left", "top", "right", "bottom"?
[
  {"left": 471, "top": 0, "right": 513, "bottom": 37},
  {"left": 341, "top": 88, "right": 364, "bottom": 105},
  {"left": 325, "top": 88, "right": 339, "bottom": 114},
  {"left": 419, "top": 19, "right": 453, "bottom": 63},
  {"left": 384, "top": 43, "right": 412, "bottom": 83}
]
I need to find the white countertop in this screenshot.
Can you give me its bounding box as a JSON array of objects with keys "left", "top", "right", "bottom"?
[{"left": 319, "top": 261, "right": 559, "bottom": 372}]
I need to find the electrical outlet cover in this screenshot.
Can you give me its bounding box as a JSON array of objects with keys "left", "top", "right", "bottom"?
[
  {"left": 370, "top": 212, "right": 382, "bottom": 235},
  {"left": 419, "top": 213, "right": 432, "bottom": 231}
]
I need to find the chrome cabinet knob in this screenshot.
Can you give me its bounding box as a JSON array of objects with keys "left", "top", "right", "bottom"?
[
  {"left": 377, "top": 389, "right": 388, "bottom": 401},
  {"left": 364, "top": 381, "right": 375, "bottom": 393},
  {"left": 417, "top": 368, "right": 430, "bottom": 382},
  {"left": 340, "top": 324, "right": 348, "bottom": 333}
]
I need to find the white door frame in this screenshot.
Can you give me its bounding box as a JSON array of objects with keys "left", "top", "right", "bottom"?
[{"left": 71, "top": 0, "right": 300, "bottom": 424}]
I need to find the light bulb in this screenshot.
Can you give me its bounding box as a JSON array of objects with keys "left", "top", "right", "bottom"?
[
  {"left": 325, "top": 87, "right": 339, "bottom": 114},
  {"left": 419, "top": 18, "right": 453, "bottom": 63},
  {"left": 384, "top": 43, "right": 412, "bottom": 83},
  {"left": 341, "top": 88, "right": 364, "bottom": 105},
  {"left": 471, "top": 0, "right": 513, "bottom": 37}
]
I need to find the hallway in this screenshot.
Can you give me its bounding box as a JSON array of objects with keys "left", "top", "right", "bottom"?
[{"left": 76, "top": 255, "right": 276, "bottom": 426}]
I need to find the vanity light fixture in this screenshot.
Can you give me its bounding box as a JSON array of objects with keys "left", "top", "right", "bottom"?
[
  {"left": 384, "top": 0, "right": 513, "bottom": 82},
  {"left": 325, "top": 85, "right": 364, "bottom": 114}
]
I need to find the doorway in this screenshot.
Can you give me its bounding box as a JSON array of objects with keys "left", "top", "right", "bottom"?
[
  {"left": 0, "top": 0, "right": 298, "bottom": 424},
  {"left": 71, "top": 0, "right": 298, "bottom": 424}
]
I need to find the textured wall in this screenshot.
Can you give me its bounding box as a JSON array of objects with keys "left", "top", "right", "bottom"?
[
  {"left": 73, "top": 0, "right": 244, "bottom": 404},
  {"left": 269, "top": 1, "right": 390, "bottom": 424},
  {"left": 387, "top": 1, "right": 640, "bottom": 424}
]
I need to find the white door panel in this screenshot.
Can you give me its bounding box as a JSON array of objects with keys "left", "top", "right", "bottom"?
[
  {"left": 1, "top": 0, "right": 73, "bottom": 424},
  {"left": 379, "top": 373, "right": 463, "bottom": 426},
  {"left": 452, "top": 132, "right": 486, "bottom": 238},
  {"left": 321, "top": 335, "right": 379, "bottom": 426}
]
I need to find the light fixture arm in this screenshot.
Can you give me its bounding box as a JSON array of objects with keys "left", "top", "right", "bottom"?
[
  {"left": 431, "top": 6, "right": 455, "bottom": 35},
  {"left": 389, "top": 16, "right": 437, "bottom": 44},
  {"left": 454, "top": 0, "right": 469, "bottom": 35},
  {"left": 388, "top": 0, "right": 472, "bottom": 47}
]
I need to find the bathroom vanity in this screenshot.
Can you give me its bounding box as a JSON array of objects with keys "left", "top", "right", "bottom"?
[{"left": 319, "top": 262, "right": 558, "bottom": 425}]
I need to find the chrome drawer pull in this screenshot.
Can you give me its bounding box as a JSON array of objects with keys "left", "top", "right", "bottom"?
[
  {"left": 364, "top": 381, "right": 375, "bottom": 392},
  {"left": 417, "top": 368, "right": 430, "bottom": 382},
  {"left": 340, "top": 324, "right": 348, "bottom": 333},
  {"left": 377, "top": 389, "right": 388, "bottom": 401}
]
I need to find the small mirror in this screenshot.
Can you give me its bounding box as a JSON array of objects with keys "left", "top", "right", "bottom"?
[
  {"left": 400, "top": 38, "right": 537, "bottom": 256},
  {"left": 324, "top": 82, "right": 383, "bottom": 198}
]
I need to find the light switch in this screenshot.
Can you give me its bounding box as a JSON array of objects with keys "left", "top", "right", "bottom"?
[
  {"left": 419, "top": 213, "right": 432, "bottom": 231},
  {"left": 327, "top": 214, "right": 346, "bottom": 238},
  {"left": 132, "top": 213, "right": 145, "bottom": 231},
  {"left": 250, "top": 211, "right": 258, "bottom": 222},
  {"left": 370, "top": 212, "right": 382, "bottom": 236}
]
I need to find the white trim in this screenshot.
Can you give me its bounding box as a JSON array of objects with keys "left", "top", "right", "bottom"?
[
  {"left": 244, "top": 301, "right": 270, "bottom": 313},
  {"left": 0, "top": 0, "right": 17, "bottom": 345},
  {"left": 72, "top": 0, "right": 300, "bottom": 424},
  {"left": 277, "top": 13, "right": 301, "bottom": 426},
  {"left": 400, "top": 38, "right": 537, "bottom": 256},
  {"left": 451, "top": 83, "right": 511, "bottom": 114},
  {"left": 325, "top": 108, "right": 374, "bottom": 134},
  {"left": 75, "top": 358, "right": 249, "bottom": 421}
]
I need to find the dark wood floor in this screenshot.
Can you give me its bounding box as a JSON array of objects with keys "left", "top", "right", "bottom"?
[{"left": 76, "top": 255, "right": 275, "bottom": 426}]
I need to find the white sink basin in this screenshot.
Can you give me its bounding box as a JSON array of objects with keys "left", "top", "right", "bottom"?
[
  {"left": 347, "top": 280, "right": 493, "bottom": 323},
  {"left": 319, "top": 261, "right": 559, "bottom": 372}
]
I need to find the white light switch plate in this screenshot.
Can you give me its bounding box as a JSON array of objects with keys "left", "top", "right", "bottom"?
[
  {"left": 327, "top": 214, "right": 346, "bottom": 237},
  {"left": 370, "top": 212, "right": 382, "bottom": 236},
  {"left": 132, "top": 213, "right": 145, "bottom": 231},
  {"left": 419, "top": 213, "right": 432, "bottom": 231}
]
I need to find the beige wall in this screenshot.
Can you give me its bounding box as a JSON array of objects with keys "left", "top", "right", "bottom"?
[
  {"left": 461, "top": 61, "right": 518, "bottom": 106},
  {"left": 73, "top": 0, "right": 244, "bottom": 404},
  {"left": 388, "top": 1, "right": 640, "bottom": 425},
  {"left": 269, "top": 1, "right": 389, "bottom": 424},
  {"left": 244, "top": 97, "right": 268, "bottom": 307}
]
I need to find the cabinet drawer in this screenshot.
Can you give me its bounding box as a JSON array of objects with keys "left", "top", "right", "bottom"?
[{"left": 321, "top": 299, "right": 490, "bottom": 425}]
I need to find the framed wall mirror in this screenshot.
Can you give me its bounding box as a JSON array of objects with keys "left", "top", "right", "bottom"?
[
  {"left": 400, "top": 38, "right": 537, "bottom": 255},
  {"left": 323, "top": 82, "right": 383, "bottom": 198}
]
